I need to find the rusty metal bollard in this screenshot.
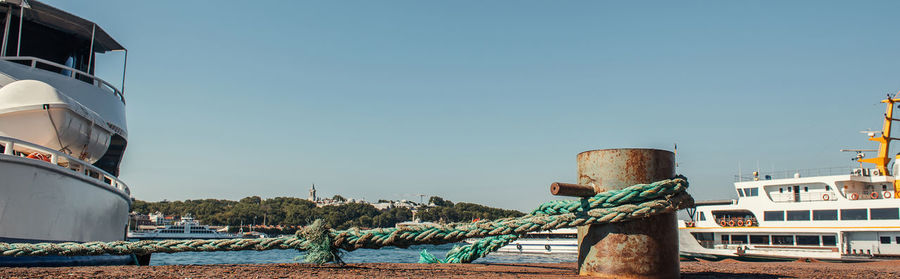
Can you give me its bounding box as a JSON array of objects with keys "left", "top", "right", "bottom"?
[{"left": 555, "top": 148, "right": 678, "bottom": 278}]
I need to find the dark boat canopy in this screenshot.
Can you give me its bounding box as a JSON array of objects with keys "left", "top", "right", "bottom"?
[{"left": 2, "top": 0, "right": 124, "bottom": 52}]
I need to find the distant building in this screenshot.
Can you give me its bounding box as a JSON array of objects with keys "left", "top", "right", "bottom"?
[
  {"left": 308, "top": 184, "right": 317, "bottom": 202},
  {"left": 148, "top": 211, "right": 174, "bottom": 226},
  {"left": 129, "top": 212, "right": 152, "bottom": 226}
]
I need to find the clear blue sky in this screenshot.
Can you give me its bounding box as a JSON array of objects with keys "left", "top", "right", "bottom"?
[{"left": 45, "top": 1, "right": 900, "bottom": 211}]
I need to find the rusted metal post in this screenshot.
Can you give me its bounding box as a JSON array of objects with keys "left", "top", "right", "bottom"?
[{"left": 576, "top": 148, "right": 677, "bottom": 278}]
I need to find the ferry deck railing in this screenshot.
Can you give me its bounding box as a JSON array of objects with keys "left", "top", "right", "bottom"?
[
  {"left": 734, "top": 167, "right": 850, "bottom": 182},
  {"left": 0, "top": 136, "right": 131, "bottom": 198},
  {"left": 769, "top": 192, "right": 839, "bottom": 203},
  {"left": 0, "top": 56, "right": 124, "bottom": 103},
  {"left": 696, "top": 240, "right": 838, "bottom": 250}
]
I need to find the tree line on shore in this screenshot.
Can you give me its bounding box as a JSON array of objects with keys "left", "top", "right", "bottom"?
[{"left": 131, "top": 196, "right": 524, "bottom": 234}]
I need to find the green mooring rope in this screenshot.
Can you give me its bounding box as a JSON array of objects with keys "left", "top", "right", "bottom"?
[{"left": 0, "top": 176, "right": 691, "bottom": 264}]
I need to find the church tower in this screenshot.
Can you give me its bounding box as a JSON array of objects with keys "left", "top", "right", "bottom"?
[{"left": 308, "top": 184, "right": 317, "bottom": 202}]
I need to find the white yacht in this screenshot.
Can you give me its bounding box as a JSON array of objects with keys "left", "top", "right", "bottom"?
[
  {"left": 466, "top": 228, "right": 578, "bottom": 254},
  {"left": 680, "top": 95, "right": 900, "bottom": 262},
  {"left": 0, "top": 0, "right": 132, "bottom": 266},
  {"left": 128, "top": 215, "right": 238, "bottom": 240}
]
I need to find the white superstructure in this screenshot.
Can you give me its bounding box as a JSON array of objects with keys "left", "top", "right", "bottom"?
[
  {"left": 680, "top": 95, "right": 900, "bottom": 261},
  {"left": 128, "top": 215, "right": 238, "bottom": 240},
  {"left": 0, "top": 0, "right": 133, "bottom": 266}
]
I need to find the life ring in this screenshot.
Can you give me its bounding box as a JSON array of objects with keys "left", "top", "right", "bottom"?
[
  {"left": 745, "top": 219, "right": 753, "bottom": 227},
  {"left": 822, "top": 193, "right": 830, "bottom": 201},
  {"left": 737, "top": 219, "right": 744, "bottom": 226},
  {"left": 544, "top": 244, "right": 551, "bottom": 251},
  {"left": 728, "top": 220, "right": 736, "bottom": 227},
  {"left": 25, "top": 152, "right": 50, "bottom": 162},
  {"left": 884, "top": 191, "right": 893, "bottom": 199},
  {"left": 516, "top": 244, "right": 522, "bottom": 250},
  {"left": 871, "top": 192, "right": 879, "bottom": 199},
  {"left": 720, "top": 220, "right": 727, "bottom": 227},
  {"left": 850, "top": 193, "right": 859, "bottom": 200}
]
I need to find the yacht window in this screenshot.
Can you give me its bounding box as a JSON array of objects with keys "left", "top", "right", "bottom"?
[
  {"left": 721, "top": 235, "right": 730, "bottom": 243},
  {"left": 749, "top": 235, "right": 769, "bottom": 245},
  {"left": 804, "top": 187, "right": 808, "bottom": 192},
  {"left": 796, "top": 235, "right": 820, "bottom": 246},
  {"left": 883, "top": 185, "right": 888, "bottom": 191},
  {"left": 787, "top": 187, "right": 792, "bottom": 192},
  {"left": 881, "top": 236, "right": 891, "bottom": 244},
  {"left": 749, "top": 188, "right": 759, "bottom": 196},
  {"left": 738, "top": 189, "right": 744, "bottom": 197},
  {"left": 840, "top": 209, "right": 868, "bottom": 220},
  {"left": 731, "top": 235, "right": 748, "bottom": 244},
  {"left": 822, "top": 235, "right": 837, "bottom": 246},
  {"left": 699, "top": 211, "right": 706, "bottom": 221},
  {"left": 779, "top": 188, "right": 783, "bottom": 193},
  {"left": 764, "top": 211, "right": 784, "bottom": 221},
  {"left": 826, "top": 185, "right": 831, "bottom": 191},
  {"left": 772, "top": 235, "right": 794, "bottom": 245},
  {"left": 896, "top": 237, "right": 900, "bottom": 244},
  {"left": 813, "top": 210, "right": 838, "bottom": 220},
  {"left": 870, "top": 208, "right": 900, "bottom": 220},
  {"left": 787, "top": 210, "right": 810, "bottom": 221}
]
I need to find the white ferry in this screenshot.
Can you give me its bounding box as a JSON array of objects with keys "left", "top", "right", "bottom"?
[
  {"left": 680, "top": 95, "right": 900, "bottom": 262},
  {"left": 128, "top": 215, "right": 238, "bottom": 240},
  {"left": 466, "top": 228, "right": 578, "bottom": 254},
  {"left": 0, "top": 0, "right": 133, "bottom": 266}
]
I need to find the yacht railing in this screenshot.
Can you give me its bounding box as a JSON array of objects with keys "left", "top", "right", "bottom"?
[
  {"left": 0, "top": 136, "right": 131, "bottom": 199},
  {"left": 0, "top": 56, "right": 124, "bottom": 103},
  {"left": 734, "top": 167, "right": 850, "bottom": 182}
]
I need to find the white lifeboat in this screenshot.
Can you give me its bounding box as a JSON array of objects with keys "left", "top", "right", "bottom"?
[{"left": 0, "top": 80, "right": 112, "bottom": 163}]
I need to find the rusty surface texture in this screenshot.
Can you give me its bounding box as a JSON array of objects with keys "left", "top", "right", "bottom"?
[
  {"left": 575, "top": 148, "right": 678, "bottom": 279},
  {"left": 550, "top": 182, "right": 597, "bottom": 197}
]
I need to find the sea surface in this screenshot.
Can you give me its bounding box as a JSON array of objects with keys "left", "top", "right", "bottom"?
[{"left": 150, "top": 243, "right": 576, "bottom": 266}]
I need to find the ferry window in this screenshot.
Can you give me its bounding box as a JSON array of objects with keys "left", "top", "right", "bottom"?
[
  {"left": 870, "top": 208, "right": 900, "bottom": 220},
  {"left": 749, "top": 188, "right": 758, "bottom": 196},
  {"left": 880, "top": 236, "right": 891, "bottom": 244},
  {"left": 813, "top": 210, "right": 838, "bottom": 220},
  {"left": 896, "top": 237, "right": 900, "bottom": 244},
  {"left": 737, "top": 189, "right": 744, "bottom": 197},
  {"left": 787, "top": 210, "right": 810, "bottom": 221},
  {"left": 731, "top": 235, "right": 748, "bottom": 244},
  {"left": 796, "top": 235, "right": 820, "bottom": 246},
  {"left": 840, "top": 209, "right": 868, "bottom": 220},
  {"left": 764, "top": 211, "right": 784, "bottom": 221},
  {"left": 883, "top": 185, "right": 888, "bottom": 191},
  {"left": 699, "top": 211, "right": 706, "bottom": 221},
  {"left": 804, "top": 187, "right": 808, "bottom": 192},
  {"left": 749, "top": 235, "right": 769, "bottom": 245},
  {"left": 822, "top": 235, "right": 837, "bottom": 246},
  {"left": 772, "top": 235, "right": 794, "bottom": 245},
  {"left": 779, "top": 188, "right": 783, "bottom": 194},
  {"left": 721, "top": 235, "right": 730, "bottom": 243},
  {"left": 826, "top": 185, "right": 831, "bottom": 191},
  {"left": 787, "top": 187, "right": 792, "bottom": 192}
]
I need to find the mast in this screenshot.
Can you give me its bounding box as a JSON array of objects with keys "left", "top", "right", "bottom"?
[{"left": 858, "top": 93, "right": 900, "bottom": 176}]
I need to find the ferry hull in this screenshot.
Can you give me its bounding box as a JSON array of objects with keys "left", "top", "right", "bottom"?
[{"left": 0, "top": 154, "right": 131, "bottom": 265}]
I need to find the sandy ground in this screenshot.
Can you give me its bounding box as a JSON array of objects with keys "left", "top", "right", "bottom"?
[{"left": 2, "top": 260, "right": 900, "bottom": 278}]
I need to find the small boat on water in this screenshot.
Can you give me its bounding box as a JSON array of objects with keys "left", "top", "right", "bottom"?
[
  {"left": 128, "top": 214, "right": 238, "bottom": 240},
  {"left": 679, "top": 95, "right": 900, "bottom": 262},
  {"left": 466, "top": 228, "right": 577, "bottom": 254}
]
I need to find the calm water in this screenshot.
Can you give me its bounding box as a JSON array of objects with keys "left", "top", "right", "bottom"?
[{"left": 150, "top": 243, "right": 576, "bottom": 266}]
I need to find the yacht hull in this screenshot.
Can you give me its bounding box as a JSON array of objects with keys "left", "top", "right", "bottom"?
[{"left": 0, "top": 154, "right": 132, "bottom": 265}]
